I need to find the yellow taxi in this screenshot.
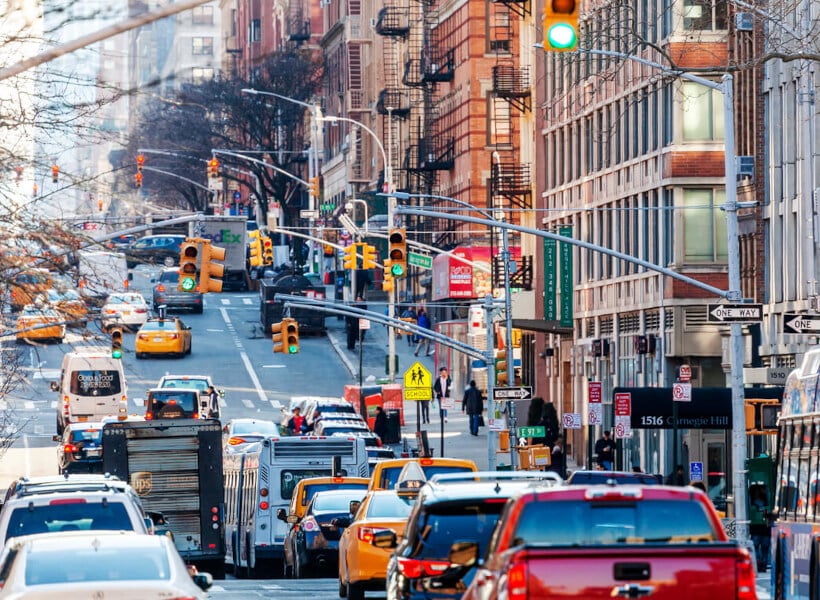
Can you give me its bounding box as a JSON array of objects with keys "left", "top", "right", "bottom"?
[
  {"left": 281, "top": 475, "right": 370, "bottom": 578},
  {"left": 9, "top": 269, "right": 52, "bottom": 311},
  {"left": 338, "top": 489, "right": 416, "bottom": 599},
  {"left": 368, "top": 457, "right": 478, "bottom": 491},
  {"left": 135, "top": 317, "right": 192, "bottom": 359},
  {"left": 15, "top": 305, "right": 66, "bottom": 344},
  {"left": 40, "top": 288, "right": 88, "bottom": 327}
]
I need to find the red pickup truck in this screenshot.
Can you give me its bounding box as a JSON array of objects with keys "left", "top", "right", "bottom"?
[{"left": 459, "top": 485, "right": 757, "bottom": 600}]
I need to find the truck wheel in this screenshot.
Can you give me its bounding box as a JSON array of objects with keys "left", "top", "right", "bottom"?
[
  {"left": 347, "top": 581, "right": 364, "bottom": 600},
  {"left": 207, "top": 560, "right": 225, "bottom": 580}
]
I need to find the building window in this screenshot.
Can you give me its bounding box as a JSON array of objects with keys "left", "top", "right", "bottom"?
[
  {"left": 250, "top": 19, "right": 261, "bottom": 43},
  {"left": 683, "top": 0, "right": 727, "bottom": 30},
  {"left": 192, "top": 6, "right": 213, "bottom": 25},
  {"left": 192, "top": 37, "right": 213, "bottom": 55},
  {"left": 683, "top": 188, "right": 728, "bottom": 262},
  {"left": 487, "top": 97, "right": 511, "bottom": 146},
  {"left": 681, "top": 82, "right": 724, "bottom": 141},
  {"left": 192, "top": 67, "right": 214, "bottom": 83}
]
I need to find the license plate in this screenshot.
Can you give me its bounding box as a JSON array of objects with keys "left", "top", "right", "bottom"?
[
  {"left": 85, "top": 449, "right": 101, "bottom": 457},
  {"left": 122, "top": 310, "right": 131, "bottom": 316},
  {"left": 153, "top": 337, "right": 163, "bottom": 342},
  {"left": 77, "top": 416, "right": 88, "bottom": 422}
]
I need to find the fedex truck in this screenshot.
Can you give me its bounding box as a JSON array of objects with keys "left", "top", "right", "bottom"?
[{"left": 189, "top": 216, "right": 248, "bottom": 291}]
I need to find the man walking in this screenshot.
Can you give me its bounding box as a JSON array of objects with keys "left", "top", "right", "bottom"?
[
  {"left": 594, "top": 430, "right": 616, "bottom": 470},
  {"left": 462, "top": 380, "right": 483, "bottom": 436},
  {"left": 414, "top": 308, "right": 432, "bottom": 356},
  {"left": 433, "top": 367, "right": 451, "bottom": 423}
]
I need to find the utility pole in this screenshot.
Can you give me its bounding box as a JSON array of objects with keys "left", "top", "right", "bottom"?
[{"left": 484, "top": 294, "right": 498, "bottom": 470}]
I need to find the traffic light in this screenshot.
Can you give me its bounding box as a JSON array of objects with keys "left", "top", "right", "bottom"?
[
  {"left": 362, "top": 244, "right": 378, "bottom": 270},
  {"left": 135, "top": 172, "right": 143, "bottom": 188},
  {"left": 308, "top": 176, "right": 320, "bottom": 198},
  {"left": 51, "top": 164, "right": 59, "bottom": 183},
  {"left": 208, "top": 158, "right": 219, "bottom": 179},
  {"left": 137, "top": 154, "right": 144, "bottom": 173},
  {"left": 199, "top": 241, "right": 226, "bottom": 293},
  {"left": 388, "top": 228, "right": 407, "bottom": 277},
  {"left": 248, "top": 231, "right": 263, "bottom": 267},
  {"left": 284, "top": 318, "right": 299, "bottom": 354},
  {"left": 383, "top": 260, "right": 394, "bottom": 292},
  {"left": 542, "top": 0, "right": 579, "bottom": 51},
  {"left": 272, "top": 321, "right": 285, "bottom": 353},
  {"left": 262, "top": 235, "right": 273, "bottom": 265},
  {"left": 343, "top": 243, "right": 358, "bottom": 270},
  {"left": 110, "top": 327, "right": 123, "bottom": 359},
  {"left": 178, "top": 240, "right": 200, "bottom": 292},
  {"left": 495, "top": 348, "right": 508, "bottom": 385},
  {"left": 745, "top": 399, "right": 781, "bottom": 434}
]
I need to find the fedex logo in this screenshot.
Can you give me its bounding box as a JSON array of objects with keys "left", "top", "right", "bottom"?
[{"left": 201, "top": 229, "right": 242, "bottom": 244}]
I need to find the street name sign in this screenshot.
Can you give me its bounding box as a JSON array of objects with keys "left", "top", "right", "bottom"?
[
  {"left": 707, "top": 303, "right": 763, "bottom": 323},
  {"left": 300, "top": 210, "right": 319, "bottom": 220},
  {"left": 492, "top": 386, "right": 532, "bottom": 401},
  {"left": 408, "top": 252, "right": 433, "bottom": 270},
  {"left": 783, "top": 313, "right": 820, "bottom": 334},
  {"left": 403, "top": 361, "right": 433, "bottom": 401},
  {"left": 518, "top": 426, "right": 545, "bottom": 438}
]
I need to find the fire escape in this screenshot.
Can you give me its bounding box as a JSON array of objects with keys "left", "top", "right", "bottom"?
[
  {"left": 375, "top": 1, "right": 411, "bottom": 192},
  {"left": 489, "top": 1, "right": 533, "bottom": 291},
  {"left": 346, "top": 10, "right": 371, "bottom": 185}
]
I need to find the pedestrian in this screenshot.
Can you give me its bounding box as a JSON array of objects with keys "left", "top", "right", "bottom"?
[
  {"left": 287, "top": 407, "right": 307, "bottom": 435},
  {"left": 665, "top": 464, "right": 687, "bottom": 486},
  {"left": 462, "top": 380, "right": 483, "bottom": 436},
  {"left": 401, "top": 306, "right": 417, "bottom": 346},
  {"left": 206, "top": 385, "right": 220, "bottom": 419},
  {"left": 594, "top": 430, "right": 616, "bottom": 470},
  {"left": 373, "top": 406, "right": 388, "bottom": 442},
  {"left": 414, "top": 308, "right": 432, "bottom": 356},
  {"left": 304, "top": 409, "right": 322, "bottom": 433},
  {"left": 433, "top": 367, "right": 451, "bottom": 423},
  {"left": 549, "top": 435, "right": 565, "bottom": 478}
]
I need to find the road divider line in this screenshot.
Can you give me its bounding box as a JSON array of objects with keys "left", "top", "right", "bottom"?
[{"left": 221, "top": 308, "right": 270, "bottom": 406}]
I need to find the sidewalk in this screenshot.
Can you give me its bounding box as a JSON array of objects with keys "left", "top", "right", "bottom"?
[{"left": 324, "top": 315, "right": 495, "bottom": 470}]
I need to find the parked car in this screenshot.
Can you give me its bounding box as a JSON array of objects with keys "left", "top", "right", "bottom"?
[
  {"left": 135, "top": 317, "right": 192, "bottom": 358},
  {"left": 125, "top": 234, "right": 186, "bottom": 268},
  {"left": 152, "top": 267, "right": 204, "bottom": 313},
  {"left": 53, "top": 422, "right": 104, "bottom": 474},
  {"left": 0, "top": 531, "right": 212, "bottom": 598},
  {"left": 101, "top": 292, "right": 150, "bottom": 331}
]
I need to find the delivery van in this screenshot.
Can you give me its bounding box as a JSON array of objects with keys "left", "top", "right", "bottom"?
[{"left": 51, "top": 349, "right": 128, "bottom": 434}]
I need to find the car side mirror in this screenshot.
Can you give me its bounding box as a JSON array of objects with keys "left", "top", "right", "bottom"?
[
  {"left": 50, "top": 381, "right": 59, "bottom": 392},
  {"left": 193, "top": 572, "right": 213, "bottom": 591},
  {"left": 52, "top": 435, "right": 61, "bottom": 442},
  {"left": 371, "top": 529, "right": 397, "bottom": 549},
  {"left": 448, "top": 540, "right": 479, "bottom": 567},
  {"left": 286, "top": 514, "right": 300, "bottom": 524},
  {"left": 276, "top": 508, "right": 287, "bottom": 522}
]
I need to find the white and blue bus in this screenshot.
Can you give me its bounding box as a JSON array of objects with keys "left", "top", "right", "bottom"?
[
  {"left": 223, "top": 435, "right": 368, "bottom": 578},
  {"left": 772, "top": 347, "right": 820, "bottom": 599}
]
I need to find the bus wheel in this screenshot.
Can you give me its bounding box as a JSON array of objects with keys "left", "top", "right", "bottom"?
[{"left": 207, "top": 560, "right": 225, "bottom": 581}]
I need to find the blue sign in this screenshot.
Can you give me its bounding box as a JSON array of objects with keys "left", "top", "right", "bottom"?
[
  {"left": 689, "top": 461, "right": 703, "bottom": 482},
  {"left": 233, "top": 191, "right": 241, "bottom": 200}
]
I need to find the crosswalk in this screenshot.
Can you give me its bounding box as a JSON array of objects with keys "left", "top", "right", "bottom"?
[{"left": 207, "top": 295, "right": 257, "bottom": 307}]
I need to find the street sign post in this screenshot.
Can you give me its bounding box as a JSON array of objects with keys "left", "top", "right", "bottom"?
[
  {"left": 672, "top": 382, "right": 692, "bottom": 402},
  {"left": 588, "top": 381, "right": 602, "bottom": 425},
  {"left": 614, "top": 392, "right": 632, "bottom": 439},
  {"left": 783, "top": 313, "right": 820, "bottom": 334},
  {"left": 562, "top": 413, "right": 582, "bottom": 429},
  {"left": 679, "top": 364, "right": 691, "bottom": 382},
  {"left": 492, "top": 386, "right": 533, "bottom": 401},
  {"left": 407, "top": 252, "right": 433, "bottom": 270},
  {"left": 706, "top": 303, "right": 763, "bottom": 323},
  {"left": 689, "top": 461, "right": 704, "bottom": 482}
]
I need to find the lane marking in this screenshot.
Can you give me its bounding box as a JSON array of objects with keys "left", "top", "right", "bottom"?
[
  {"left": 261, "top": 365, "right": 286, "bottom": 369},
  {"left": 241, "top": 399, "right": 255, "bottom": 409},
  {"left": 221, "top": 298, "right": 231, "bottom": 305},
  {"left": 220, "top": 308, "right": 269, "bottom": 406}
]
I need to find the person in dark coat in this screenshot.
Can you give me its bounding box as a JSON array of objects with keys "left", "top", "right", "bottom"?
[
  {"left": 462, "top": 380, "right": 483, "bottom": 436},
  {"left": 548, "top": 435, "right": 566, "bottom": 478},
  {"left": 373, "top": 406, "right": 388, "bottom": 442},
  {"left": 665, "top": 464, "right": 687, "bottom": 486},
  {"left": 594, "top": 430, "right": 616, "bottom": 470}
]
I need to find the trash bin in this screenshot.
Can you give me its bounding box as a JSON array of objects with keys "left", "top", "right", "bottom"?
[{"left": 384, "top": 410, "right": 401, "bottom": 444}]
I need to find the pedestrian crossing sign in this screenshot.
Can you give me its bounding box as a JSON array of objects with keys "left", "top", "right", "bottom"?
[{"left": 403, "top": 361, "right": 433, "bottom": 401}]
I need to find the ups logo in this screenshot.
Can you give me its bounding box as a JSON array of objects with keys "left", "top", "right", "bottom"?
[{"left": 131, "top": 471, "right": 153, "bottom": 496}]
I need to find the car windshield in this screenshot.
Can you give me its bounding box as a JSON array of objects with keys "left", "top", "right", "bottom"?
[
  {"left": 161, "top": 378, "right": 209, "bottom": 392},
  {"left": 367, "top": 493, "right": 415, "bottom": 518},
  {"left": 159, "top": 271, "right": 180, "bottom": 283},
  {"left": 70, "top": 428, "right": 102, "bottom": 443},
  {"left": 141, "top": 320, "right": 178, "bottom": 331},
  {"left": 414, "top": 501, "right": 505, "bottom": 558},
  {"left": 25, "top": 545, "right": 170, "bottom": 584},
  {"left": 568, "top": 472, "right": 660, "bottom": 485},
  {"left": 69, "top": 370, "right": 123, "bottom": 396},
  {"left": 512, "top": 499, "right": 717, "bottom": 545},
  {"left": 108, "top": 294, "right": 144, "bottom": 305},
  {"left": 233, "top": 421, "right": 278, "bottom": 435},
  {"left": 302, "top": 483, "right": 368, "bottom": 507},
  {"left": 315, "top": 405, "right": 356, "bottom": 415},
  {"left": 380, "top": 465, "right": 474, "bottom": 490},
  {"left": 149, "top": 391, "right": 197, "bottom": 417},
  {"left": 6, "top": 502, "right": 132, "bottom": 541},
  {"left": 321, "top": 426, "right": 368, "bottom": 436},
  {"left": 311, "top": 491, "right": 366, "bottom": 513}
]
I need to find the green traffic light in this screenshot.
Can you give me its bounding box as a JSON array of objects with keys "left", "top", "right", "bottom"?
[
  {"left": 180, "top": 277, "right": 196, "bottom": 292},
  {"left": 112, "top": 349, "right": 122, "bottom": 359},
  {"left": 390, "top": 263, "right": 405, "bottom": 277},
  {"left": 288, "top": 345, "right": 298, "bottom": 354},
  {"left": 547, "top": 23, "right": 577, "bottom": 49}
]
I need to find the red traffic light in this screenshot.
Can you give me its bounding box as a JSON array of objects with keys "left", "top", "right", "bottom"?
[
  {"left": 51, "top": 164, "right": 59, "bottom": 183},
  {"left": 137, "top": 155, "right": 145, "bottom": 171}
]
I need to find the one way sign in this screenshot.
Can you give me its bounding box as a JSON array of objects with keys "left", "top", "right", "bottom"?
[
  {"left": 784, "top": 313, "right": 820, "bottom": 334},
  {"left": 707, "top": 303, "right": 763, "bottom": 323}
]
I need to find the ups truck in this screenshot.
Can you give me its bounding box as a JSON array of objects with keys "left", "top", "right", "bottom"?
[{"left": 102, "top": 419, "right": 225, "bottom": 578}]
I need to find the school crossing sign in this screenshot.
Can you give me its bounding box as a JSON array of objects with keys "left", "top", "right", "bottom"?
[{"left": 403, "top": 361, "right": 433, "bottom": 401}]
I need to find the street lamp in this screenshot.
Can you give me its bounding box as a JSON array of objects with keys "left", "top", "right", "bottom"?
[{"left": 346, "top": 199, "right": 369, "bottom": 235}]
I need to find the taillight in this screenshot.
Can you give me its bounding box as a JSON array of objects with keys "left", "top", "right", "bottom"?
[
  {"left": 228, "top": 437, "right": 246, "bottom": 445},
  {"left": 358, "top": 527, "right": 376, "bottom": 543},
  {"left": 49, "top": 498, "right": 86, "bottom": 505},
  {"left": 397, "top": 557, "right": 450, "bottom": 579},
  {"left": 136, "top": 308, "right": 147, "bottom": 314},
  {"left": 146, "top": 412, "right": 153, "bottom": 420},
  {"left": 259, "top": 500, "right": 269, "bottom": 510},
  {"left": 157, "top": 284, "right": 166, "bottom": 292},
  {"left": 260, "top": 488, "right": 269, "bottom": 497},
  {"left": 193, "top": 412, "right": 199, "bottom": 419},
  {"left": 506, "top": 562, "right": 528, "bottom": 600},
  {"left": 420, "top": 458, "right": 434, "bottom": 466},
  {"left": 169, "top": 333, "right": 178, "bottom": 340},
  {"left": 302, "top": 516, "right": 319, "bottom": 532},
  {"left": 736, "top": 556, "right": 756, "bottom": 599},
  {"left": 63, "top": 443, "right": 79, "bottom": 453}
]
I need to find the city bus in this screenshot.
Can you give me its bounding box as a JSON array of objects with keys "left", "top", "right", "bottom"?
[
  {"left": 772, "top": 347, "right": 820, "bottom": 599},
  {"left": 223, "top": 435, "right": 368, "bottom": 578}
]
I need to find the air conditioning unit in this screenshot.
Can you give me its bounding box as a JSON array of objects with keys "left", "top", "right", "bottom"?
[
  {"left": 370, "top": 17, "right": 377, "bottom": 28},
  {"left": 737, "top": 156, "right": 755, "bottom": 178},
  {"left": 735, "top": 12, "right": 754, "bottom": 31}
]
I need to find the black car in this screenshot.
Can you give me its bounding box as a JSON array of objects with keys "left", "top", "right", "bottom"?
[
  {"left": 152, "top": 268, "right": 204, "bottom": 313},
  {"left": 52, "top": 423, "right": 104, "bottom": 474},
  {"left": 290, "top": 488, "right": 365, "bottom": 578},
  {"left": 377, "top": 471, "right": 562, "bottom": 600},
  {"left": 565, "top": 470, "right": 662, "bottom": 485},
  {"left": 125, "top": 235, "right": 186, "bottom": 269}
]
